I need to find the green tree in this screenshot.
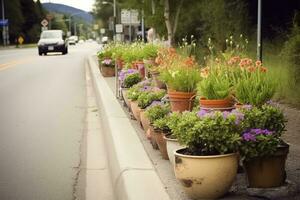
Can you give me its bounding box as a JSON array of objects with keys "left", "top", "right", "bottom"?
[
  {"left": 20, "top": 0, "right": 44, "bottom": 42},
  {"left": 4, "top": 0, "right": 24, "bottom": 44}
]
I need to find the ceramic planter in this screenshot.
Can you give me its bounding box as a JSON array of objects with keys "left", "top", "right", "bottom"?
[
  {"left": 174, "top": 148, "right": 238, "bottom": 199},
  {"left": 130, "top": 101, "right": 142, "bottom": 122},
  {"left": 168, "top": 90, "right": 195, "bottom": 112},
  {"left": 163, "top": 135, "right": 185, "bottom": 166},
  {"left": 199, "top": 97, "right": 234, "bottom": 110},
  {"left": 152, "top": 129, "right": 169, "bottom": 160},
  {"left": 244, "top": 143, "right": 289, "bottom": 188}
]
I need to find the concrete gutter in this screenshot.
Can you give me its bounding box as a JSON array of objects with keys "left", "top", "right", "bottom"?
[{"left": 87, "top": 55, "right": 171, "bottom": 200}]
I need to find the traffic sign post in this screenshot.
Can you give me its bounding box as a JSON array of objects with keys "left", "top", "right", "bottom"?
[
  {"left": 0, "top": 19, "right": 8, "bottom": 27},
  {"left": 41, "top": 19, "right": 48, "bottom": 27}
]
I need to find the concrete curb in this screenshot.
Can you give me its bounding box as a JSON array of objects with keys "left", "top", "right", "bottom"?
[{"left": 87, "top": 55, "right": 170, "bottom": 200}]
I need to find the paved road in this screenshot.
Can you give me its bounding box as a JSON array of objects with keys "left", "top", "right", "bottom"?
[{"left": 0, "top": 43, "right": 99, "bottom": 200}]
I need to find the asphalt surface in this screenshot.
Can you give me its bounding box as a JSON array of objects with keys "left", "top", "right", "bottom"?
[{"left": 0, "top": 43, "right": 99, "bottom": 200}]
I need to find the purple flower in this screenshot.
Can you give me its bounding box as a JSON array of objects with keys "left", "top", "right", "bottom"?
[
  {"left": 140, "top": 86, "right": 152, "bottom": 92},
  {"left": 148, "top": 101, "right": 163, "bottom": 108},
  {"left": 102, "top": 58, "right": 113, "bottom": 65},
  {"left": 242, "top": 104, "right": 252, "bottom": 110},
  {"left": 242, "top": 132, "right": 256, "bottom": 141},
  {"left": 230, "top": 109, "right": 244, "bottom": 125},
  {"left": 222, "top": 111, "right": 230, "bottom": 119},
  {"left": 197, "top": 109, "right": 208, "bottom": 118},
  {"left": 262, "top": 129, "right": 273, "bottom": 135}
]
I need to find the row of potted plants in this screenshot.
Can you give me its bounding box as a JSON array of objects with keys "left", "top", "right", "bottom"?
[
  {"left": 99, "top": 42, "right": 288, "bottom": 199},
  {"left": 97, "top": 42, "right": 161, "bottom": 78}
]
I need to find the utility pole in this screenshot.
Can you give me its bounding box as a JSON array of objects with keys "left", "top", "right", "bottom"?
[
  {"left": 1, "top": 0, "right": 6, "bottom": 46},
  {"left": 257, "top": 0, "right": 262, "bottom": 61}
]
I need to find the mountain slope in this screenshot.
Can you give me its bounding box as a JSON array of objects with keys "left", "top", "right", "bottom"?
[{"left": 42, "top": 3, "right": 93, "bottom": 23}]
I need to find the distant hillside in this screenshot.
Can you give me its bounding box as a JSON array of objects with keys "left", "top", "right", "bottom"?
[{"left": 42, "top": 3, "right": 93, "bottom": 23}]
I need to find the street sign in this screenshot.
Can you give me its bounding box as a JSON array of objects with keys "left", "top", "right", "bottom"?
[
  {"left": 0, "top": 19, "right": 8, "bottom": 27},
  {"left": 18, "top": 36, "right": 24, "bottom": 45},
  {"left": 41, "top": 19, "right": 48, "bottom": 27},
  {"left": 115, "top": 24, "right": 123, "bottom": 33},
  {"left": 121, "top": 9, "right": 140, "bottom": 25}
]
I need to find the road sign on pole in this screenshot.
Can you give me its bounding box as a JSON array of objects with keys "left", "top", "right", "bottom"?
[
  {"left": 41, "top": 19, "right": 48, "bottom": 27},
  {"left": 121, "top": 9, "right": 140, "bottom": 25},
  {"left": 0, "top": 19, "right": 8, "bottom": 27}
]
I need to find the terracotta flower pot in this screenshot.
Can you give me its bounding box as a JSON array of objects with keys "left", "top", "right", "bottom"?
[
  {"left": 149, "top": 126, "right": 159, "bottom": 150},
  {"left": 116, "top": 58, "right": 124, "bottom": 70},
  {"left": 174, "top": 148, "right": 238, "bottom": 199},
  {"left": 140, "top": 110, "right": 150, "bottom": 131},
  {"left": 101, "top": 66, "right": 115, "bottom": 77},
  {"left": 244, "top": 143, "right": 289, "bottom": 188},
  {"left": 152, "top": 129, "right": 169, "bottom": 160},
  {"left": 163, "top": 135, "right": 185, "bottom": 166},
  {"left": 199, "top": 97, "right": 234, "bottom": 110},
  {"left": 168, "top": 90, "right": 196, "bottom": 112},
  {"left": 151, "top": 71, "right": 166, "bottom": 89},
  {"left": 130, "top": 101, "right": 142, "bottom": 122},
  {"left": 133, "top": 60, "right": 145, "bottom": 79}
]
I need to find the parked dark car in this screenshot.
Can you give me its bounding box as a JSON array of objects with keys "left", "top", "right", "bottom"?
[{"left": 37, "top": 30, "right": 68, "bottom": 55}]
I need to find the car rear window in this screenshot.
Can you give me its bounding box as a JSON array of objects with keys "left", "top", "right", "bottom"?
[{"left": 41, "top": 31, "right": 62, "bottom": 39}]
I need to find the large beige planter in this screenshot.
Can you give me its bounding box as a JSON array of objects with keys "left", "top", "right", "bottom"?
[
  {"left": 163, "top": 135, "right": 185, "bottom": 166},
  {"left": 174, "top": 148, "right": 238, "bottom": 199},
  {"left": 130, "top": 101, "right": 142, "bottom": 122}
]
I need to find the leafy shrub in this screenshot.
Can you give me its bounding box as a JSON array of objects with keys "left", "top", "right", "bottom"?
[
  {"left": 172, "top": 110, "right": 242, "bottom": 155},
  {"left": 137, "top": 89, "right": 166, "bottom": 109},
  {"left": 145, "top": 102, "right": 170, "bottom": 124}
]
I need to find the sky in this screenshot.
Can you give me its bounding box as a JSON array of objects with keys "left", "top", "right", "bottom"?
[{"left": 40, "top": 0, "right": 95, "bottom": 12}]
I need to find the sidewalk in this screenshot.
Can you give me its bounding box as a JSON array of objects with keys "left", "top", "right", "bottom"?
[{"left": 88, "top": 55, "right": 300, "bottom": 200}]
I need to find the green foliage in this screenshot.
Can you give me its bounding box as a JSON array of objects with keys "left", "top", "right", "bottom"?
[
  {"left": 238, "top": 103, "right": 287, "bottom": 160},
  {"left": 239, "top": 104, "right": 286, "bottom": 137},
  {"left": 239, "top": 129, "right": 280, "bottom": 161},
  {"left": 152, "top": 116, "right": 171, "bottom": 133},
  {"left": 142, "top": 43, "right": 160, "bottom": 59},
  {"left": 235, "top": 67, "right": 277, "bottom": 106},
  {"left": 281, "top": 24, "right": 300, "bottom": 84},
  {"left": 145, "top": 103, "right": 170, "bottom": 124},
  {"left": 172, "top": 110, "right": 242, "bottom": 155},
  {"left": 123, "top": 73, "right": 141, "bottom": 88},
  {"left": 127, "top": 84, "right": 142, "bottom": 101},
  {"left": 137, "top": 90, "right": 166, "bottom": 109},
  {"left": 159, "top": 54, "right": 201, "bottom": 92},
  {"left": 197, "top": 67, "right": 232, "bottom": 99}
]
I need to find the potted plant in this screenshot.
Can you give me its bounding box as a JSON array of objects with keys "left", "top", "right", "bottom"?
[
  {"left": 100, "top": 58, "right": 115, "bottom": 77},
  {"left": 234, "top": 59, "right": 276, "bottom": 107},
  {"left": 159, "top": 53, "right": 201, "bottom": 112},
  {"left": 97, "top": 47, "right": 116, "bottom": 77},
  {"left": 238, "top": 103, "right": 288, "bottom": 188},
  {"left": 161, "top": 112, "right": 185, "bottom": 166},
  {"left": 119, "top": 69, "right": 142, "bottom": 110},
  {"left": 138, "top": 88, "right": 166, "bottom": 129},
  {"left": 172, "top": 109, "right": 243, "bottom": 199},
  {"left": 145, "top": 102, "right": 170, "bottom": 149},
  {"left": 152, "top": 116, "right": 171, "bottom": 159},
  {"left": 198, "top": 65, "right": 234, "bottom": 109}
]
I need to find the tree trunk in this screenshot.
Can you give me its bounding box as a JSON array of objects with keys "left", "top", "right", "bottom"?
[{"left": 164, "top": 0, "right": 173, "bottom": 47}]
